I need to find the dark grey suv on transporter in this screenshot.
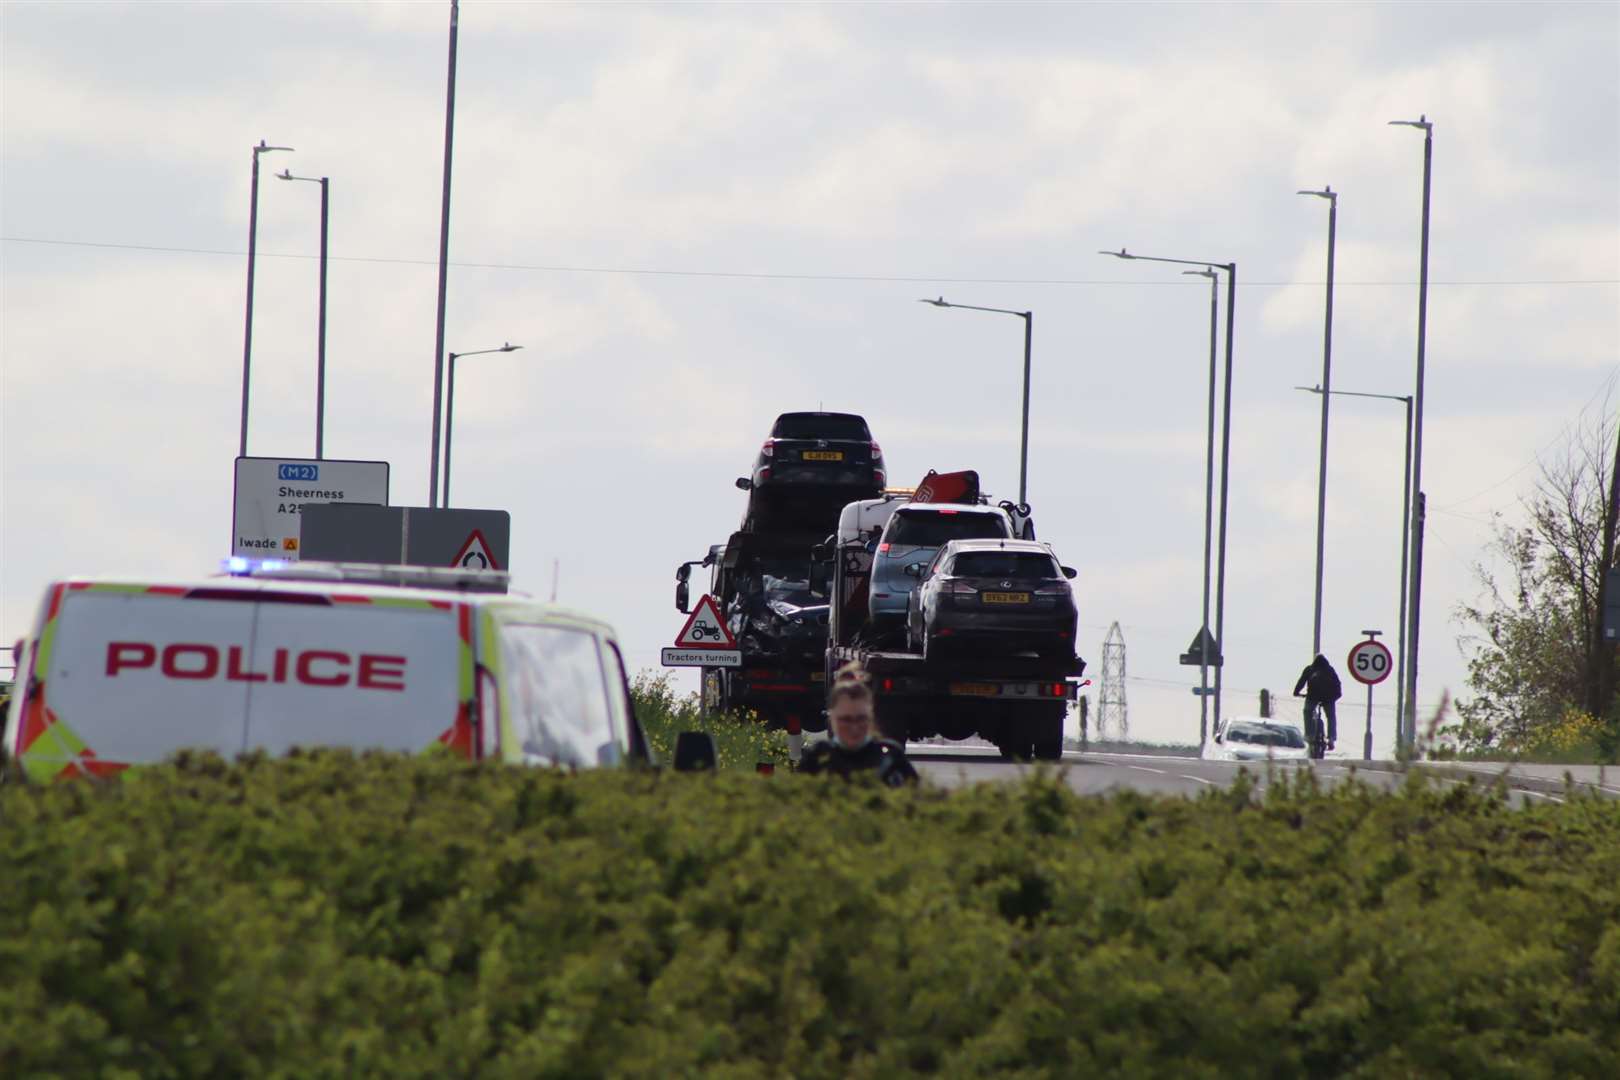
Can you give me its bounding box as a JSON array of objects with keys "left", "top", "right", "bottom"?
[
  {"left": 905, "top": 539, "right": 1079, "bottom": 662},
  {"left": 737, "top": 412, "right": 885, "bottom": 531}
]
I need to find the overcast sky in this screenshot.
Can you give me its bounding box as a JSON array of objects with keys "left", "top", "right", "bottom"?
[{"left": 4, "top": 1, "right": 1617, "bottom": 749}]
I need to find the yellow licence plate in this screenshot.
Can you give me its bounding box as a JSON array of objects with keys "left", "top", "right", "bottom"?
[
  {"left": 950, "top": 682, "right": 1000, "bottom": 697},
  {"left": 802, "top": 450, "right": 844, "bottom": 461},
  {"left": 981, "top": 592, "right": 1031, "bottom": 604}
]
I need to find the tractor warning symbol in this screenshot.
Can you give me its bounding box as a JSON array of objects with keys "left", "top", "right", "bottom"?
[{"left": 673, "top": 594, "right": 736, "bottom": 648}]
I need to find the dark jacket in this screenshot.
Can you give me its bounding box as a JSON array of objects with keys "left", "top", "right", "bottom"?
[
  {"left": 1294, "top": 655, "right": 1342, "bottom": 702},
  {"left": 800, "top": 738, "right": 918, "bottom": 786}
]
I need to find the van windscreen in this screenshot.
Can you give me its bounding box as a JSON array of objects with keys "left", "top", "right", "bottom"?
[
  {"left": 499, "top": 624, "right": 622, "bottom": 768},
  {"left": 1227, "top": 723, "right": 1306, "bottom": 748},
  {"left": 887, "top": 511, "right": 1009, "bottom": 547}
]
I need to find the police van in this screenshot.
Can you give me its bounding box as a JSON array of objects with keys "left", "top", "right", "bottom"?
[{"left": 3, "top": 561, "right": 648, "bottom": 781}]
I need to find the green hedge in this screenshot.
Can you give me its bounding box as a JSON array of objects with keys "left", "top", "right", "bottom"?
[{"left": 3, "top": 754, "right": 1618, "bottom": 1077}]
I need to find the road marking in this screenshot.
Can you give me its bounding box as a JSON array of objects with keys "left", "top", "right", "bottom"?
[
  {"left": 1178, "top": 774, "right": 1216, "bottom": 786},
  {"left": 1127, "top": 765, "right": 1167, "bottom": 775},
  {"left": 1424, "top": 776, "right": 1576, "bottom": 805}
]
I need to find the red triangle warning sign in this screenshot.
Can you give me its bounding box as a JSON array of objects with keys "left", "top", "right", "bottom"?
[
  {"left": 452, "top": 529, "right": 501, "bottom": 572},
  {"left": 674, "top": 594, "right": 736, "bottom": 648}
]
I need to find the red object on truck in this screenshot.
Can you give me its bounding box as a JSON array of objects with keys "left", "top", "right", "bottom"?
[{"left": 912, "top": 470, "right": 980, "bottom": 505}]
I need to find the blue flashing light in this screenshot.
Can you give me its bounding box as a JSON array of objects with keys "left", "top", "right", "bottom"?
[{"left": 223, "top": 557, "right": 290, "bottom": 575}]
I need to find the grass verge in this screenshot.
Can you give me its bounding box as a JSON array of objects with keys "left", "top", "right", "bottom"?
[{"left": 631, "top": 670, "right": 789, "bottom": 771}]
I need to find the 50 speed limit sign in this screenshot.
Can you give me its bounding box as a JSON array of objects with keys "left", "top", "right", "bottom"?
[{"left": 1348, "top": 639, "right": 1393, "bottom": 685}]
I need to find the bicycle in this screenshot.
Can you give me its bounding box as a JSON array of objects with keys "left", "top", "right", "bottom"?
[{"left": 1302, "top": 700, "right": 1328, "bottom": 760}]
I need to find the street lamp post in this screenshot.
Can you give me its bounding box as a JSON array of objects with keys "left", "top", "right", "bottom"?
[
  {"left": 429, "top": 0, "right": 462, "bottom": 508},
  {"left": 918, "top": 298, "right": 1034, "bottom": 505},
  {"left": 1298, "top": 186, "right": 1338, "bottom": 657},
  {"left": 239, "top": 139, "right": 294, "bottom": 458},
  {"left": 1102, "top": 249, "right": 1238, "bottom": 733},
  {"left": 1296, "top": 385, "right": 1413, "bottom": 755},
  {"left": 1391, "top": 114, "right": 1434, "bottom": 752},
  {"left": 276, "top": 169, "right": 330, "bottom": 459},
  {"left": 1182, "top": 268, "right": 1220, "bottom": 747},
  {"left": 444, "top": 343, "right": 522, "bottom": 508}
]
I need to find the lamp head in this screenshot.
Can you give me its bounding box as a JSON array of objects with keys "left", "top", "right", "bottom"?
[
  {"left": 1296, "top": 186, "right": 1335, "bottom": 200},
  {"left": 500, "top": 342, "right": 522, "bottom": 352},
  {"left": 1294, "top": 384, "right": 1324, "bottom": 394},
  {"left": 1100, "top": 247, "right": 1134, "bottom": 260},
  {"left": 918, "top": 297, "right": 949, "bottom": 307},
  {"left": 1182, "top": 268, "right": 1218, "bottom": 280},
  {"left": 1388, "top": 114, "right": 1432, "bottom": 131},
  {"left": 255, "top": 140, "right": 294, "bottom": 155}
]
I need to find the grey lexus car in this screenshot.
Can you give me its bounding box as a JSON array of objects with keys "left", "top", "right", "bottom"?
[{"left": 904, "top": 538, "right": 1078, "bottom": 661}]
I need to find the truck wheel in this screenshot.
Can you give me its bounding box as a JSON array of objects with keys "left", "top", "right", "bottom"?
[
  {"left": 1032, "top": 708, "right": 1065, "bottom": 761},
  {"left": 998, "top": 715, "right": 1034, "bottom": 761},
  {"left": 878, "top": 708, "right": 909, "bottom": 745}
]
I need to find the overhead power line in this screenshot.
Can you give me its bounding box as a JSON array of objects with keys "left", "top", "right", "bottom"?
[{"left": 4, "top": 235, "right": 1618, "bottom": 288}]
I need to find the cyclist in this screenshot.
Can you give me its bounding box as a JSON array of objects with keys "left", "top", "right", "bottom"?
[
  {"left": 1293, "top": 654, "right": 1342, "bottom": 752},
  {"left": 800, "top": 663, "right": 918, "bottom": 786}
]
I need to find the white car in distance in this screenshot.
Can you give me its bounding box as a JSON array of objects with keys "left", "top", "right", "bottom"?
[{"left": 1205, "top": 717, "right": 1309, "bottom": 763}]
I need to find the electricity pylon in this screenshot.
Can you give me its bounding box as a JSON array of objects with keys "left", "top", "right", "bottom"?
[{"left": 1099, "top": 621, "right": 1128, "bottom": 740}]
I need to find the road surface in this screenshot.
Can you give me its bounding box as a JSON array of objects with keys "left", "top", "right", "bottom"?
[{"left": 905, "top": 747, "right": 1619, "bottom": 807}]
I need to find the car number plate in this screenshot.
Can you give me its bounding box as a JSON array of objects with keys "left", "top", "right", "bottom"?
[
  {"left": 802, "top": 450, "right": 844, "bottom": 461},
  {"left": 981, "top": 592, "right": 1031, "bottom": 604},
  {"left": 949, "top": 682, "right": 1001, "bottom": 697}
]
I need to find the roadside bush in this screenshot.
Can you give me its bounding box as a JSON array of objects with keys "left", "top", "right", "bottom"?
[
  {"left": 632, "top": 671, "right": 789, "bottom": 771},
  {"left": 3, "top": 753, "right": 1618, "bottom": 1077}
]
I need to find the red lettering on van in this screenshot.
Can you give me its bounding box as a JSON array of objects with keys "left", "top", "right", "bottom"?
[
  {"left": 295, "top": 650, "right": 350, "bottom": 687},
  {"left": 226, "top": 645, "right": 268, "bottom": 683},
  {"left": 103, "top": 644, "right": 404, "bottom": 691},
  {"left": 162, "top": 643, "right": 219, "bottom": 680},
  {"left": 357, "top": 654, "right": 406, "bottom": 692},
  {"left": 106, "top": 642, "right": 156, "bottom": 675}
]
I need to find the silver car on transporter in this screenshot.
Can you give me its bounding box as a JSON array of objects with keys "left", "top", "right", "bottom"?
[{"left": 866, "top": 502, "right": 1014, "bottom": 633}]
